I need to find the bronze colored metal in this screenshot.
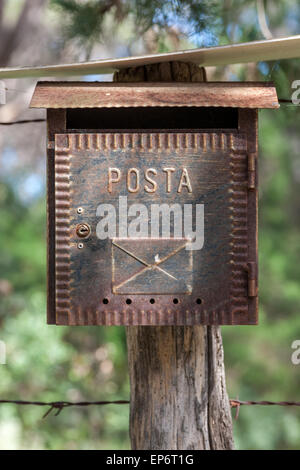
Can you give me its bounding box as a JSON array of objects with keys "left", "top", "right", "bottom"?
[
  {"left": 35, "top": 82, "right": 277, "bottom": 326},
  {"left": 76, "top": 223, "right": 91, "bottom": 238},
  {"left": 247, "top": 262, "right": 258, "bottom": 298},
  {"left": 112, "top": 238, "right": 193, "bottom": 295},
  {"left": 51, "top": 125, "right": 256, "bottom": 326},
  {"left": 248, "top": 153, "right": 257, "bottom": 190}
]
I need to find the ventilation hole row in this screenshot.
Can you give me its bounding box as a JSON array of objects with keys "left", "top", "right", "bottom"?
[{"left": 102, "top": 298, "right": 202, "bottom": 305}]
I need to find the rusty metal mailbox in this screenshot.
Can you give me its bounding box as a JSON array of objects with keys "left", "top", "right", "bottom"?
[{"left": 30, "top": 81, "right": 279, "bottom": 326}]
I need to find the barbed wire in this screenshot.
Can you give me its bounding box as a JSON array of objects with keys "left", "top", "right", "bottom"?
[
  {"left": 0, "top": 118, "right": 45, "bottom": 125},
  {"left": 0, "top": 398, "right": 299, "bottom": 419},
  {"left": 0, "top": 399, "right": 130, "bottom": 418},
  {"left": 230, "top": 399, "right": 300, "bottom": 420}
]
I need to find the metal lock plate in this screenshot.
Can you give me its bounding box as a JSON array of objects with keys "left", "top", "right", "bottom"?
[{"left": 53, "top": 131, "right": 257, "bottom": 325}]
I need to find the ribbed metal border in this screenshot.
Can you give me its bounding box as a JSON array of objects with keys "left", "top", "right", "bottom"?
[
  {"left": 55, "top": 138, "right": 71, "bottom": 325},
  {"left": 54, "top": 132, "right": 251, "bottom": 325},
  {"left": 229, "top": 149, "right": 249, "bottom": 323},
  {"left": 59, "top": 132, "right": 237, "bottom": 152}
]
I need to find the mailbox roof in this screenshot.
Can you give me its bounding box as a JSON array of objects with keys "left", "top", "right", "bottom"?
[
  {"left": 30, "top": 81, "right": 279, "bottom": 109},
  {"left": 30, "top": 82, "right": 279, "bottom": 108}
]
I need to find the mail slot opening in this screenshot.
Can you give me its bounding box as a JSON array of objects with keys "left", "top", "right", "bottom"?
[{"left": 66, "top": 107, "right": 239, "bottom": 131}]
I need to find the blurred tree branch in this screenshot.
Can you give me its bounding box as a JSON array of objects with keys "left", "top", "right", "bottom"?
[
  {"left": 50, "top": 0, "right": 220, "bottom": 58},
  {"left": 257, "top": 0, "right": 273, "bottom": 39},
  {"left": 0, "top": 0, "right": 48, "bottom": 66},
  {"left": 0, "top": 1, "right": 4, "bottom": 28}
]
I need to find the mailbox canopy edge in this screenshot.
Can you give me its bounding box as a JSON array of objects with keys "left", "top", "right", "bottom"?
[{"left": 30, "top": 81, "right": 279, "bottom": 109}]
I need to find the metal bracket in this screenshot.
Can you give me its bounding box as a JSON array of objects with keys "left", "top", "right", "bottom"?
[
  {"left": 247, "top": 152, "right": 257, "bottom": 190},
  {"left": 246, "top": 262, "right": 258, "bottom": 297}
]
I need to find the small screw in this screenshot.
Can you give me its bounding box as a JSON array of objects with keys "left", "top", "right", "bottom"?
[
  {"left": 77, "top": 207, "right": 83, "bottom": 214},
  {"left": 78, "top": 243, "right": 84, "bottom": 249}
]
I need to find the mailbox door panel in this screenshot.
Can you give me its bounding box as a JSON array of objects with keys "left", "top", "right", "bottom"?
[{"left": 52, "top": 132, "right": 256, "bottom": 325}]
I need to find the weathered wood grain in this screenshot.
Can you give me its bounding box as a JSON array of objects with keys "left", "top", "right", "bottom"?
[{"left": 126, "top": 325, "right": 234, "bottom": 449}]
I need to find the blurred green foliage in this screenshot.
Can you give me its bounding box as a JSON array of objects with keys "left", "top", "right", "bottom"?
[
  {"left": 0, "top": 0, "right": 300, "bottom": 450},
  {"left": 223, "top": 104, "right": 300, "bottom": 449},
  {"left": 50, "top": 0, "right": 220, "bottom": 56},
  {"left": 0, "top": 186, "right": 130, "bottom": 449}
]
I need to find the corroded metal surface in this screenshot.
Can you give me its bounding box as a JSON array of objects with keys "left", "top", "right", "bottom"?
[
  {"left": 52, "top": 130, "right": 257, "bottom": 325},
  {"left": 31, "top": 82, "right": 279, "bottom": 109},
  {"left": 112, "top": 238, "right": 193, "bottom": 295}
]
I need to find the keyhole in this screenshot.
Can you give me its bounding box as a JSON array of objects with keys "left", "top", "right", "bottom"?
[{"left": 76, "top": 223, "right": 91, "bottom": 238}]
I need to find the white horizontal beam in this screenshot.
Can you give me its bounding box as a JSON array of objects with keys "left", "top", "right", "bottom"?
[{"left": 0, "top": 35, "right": 299, "bottom": 79}]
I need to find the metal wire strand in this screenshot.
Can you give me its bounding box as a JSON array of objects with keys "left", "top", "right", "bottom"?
[
  {"left": 0, "top": 398, "right": 300, "bottom": 419},
  {"left": 0, "top": 399, "right": 130, "bottom": 418},
  {"left": 0, "top": 118, "right": 46, "bottom": 125}
]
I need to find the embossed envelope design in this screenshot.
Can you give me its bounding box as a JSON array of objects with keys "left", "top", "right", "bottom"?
[{"left": 112, "top": 238, "right": 193, "bottom": 295}]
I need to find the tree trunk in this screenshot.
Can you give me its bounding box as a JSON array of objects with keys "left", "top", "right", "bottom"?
[{"left": 114, "top": 61, "right": 234, "bottom": 450}]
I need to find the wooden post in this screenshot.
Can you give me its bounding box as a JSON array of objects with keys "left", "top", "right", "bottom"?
[{"left": 114, "top": 62, "right": 234, "bottom": 450}]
